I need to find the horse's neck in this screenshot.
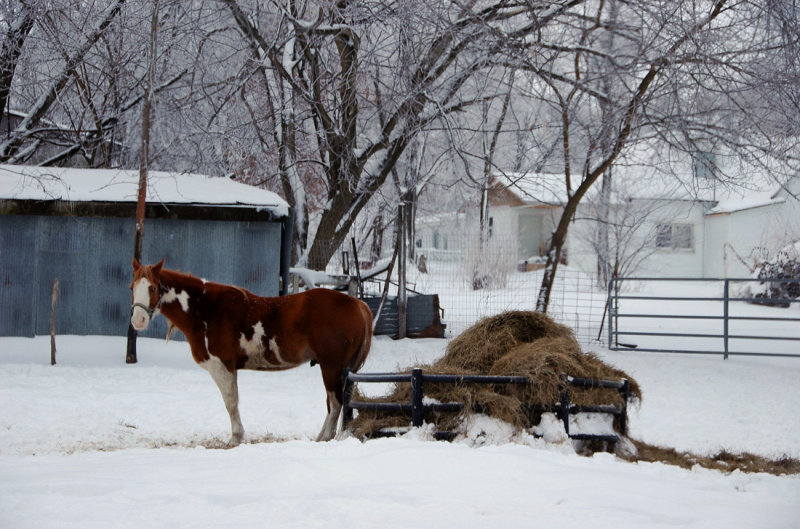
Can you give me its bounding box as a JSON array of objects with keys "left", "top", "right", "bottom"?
[
  {"left": 158, "top": 269, "right": 204, "bottom": 330},
  {"left": 161, "top": 269, "right": 203, "bottom": 294}
]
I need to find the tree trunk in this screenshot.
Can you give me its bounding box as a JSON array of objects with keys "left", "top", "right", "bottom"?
[
  {"left": 127, "top": 0, "right": 158, "bottom": 364},
  {"left": 0, "top": 6, "right": 35, "bottom": 121}
]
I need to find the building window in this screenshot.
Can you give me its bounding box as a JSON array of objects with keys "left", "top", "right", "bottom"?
[
  {"left": 693, "top": 151, "right": 716, "bottom": 180},
  {"left": 655, "top": 223, "right": 694, "bottom": 250}
]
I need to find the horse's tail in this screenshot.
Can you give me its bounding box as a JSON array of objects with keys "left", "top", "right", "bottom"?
[{"left": 349, "top": 301, "right": 373, "bottom": 373}]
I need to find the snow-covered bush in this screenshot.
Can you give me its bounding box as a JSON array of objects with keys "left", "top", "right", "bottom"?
[
  {"left": 467, "top": 233, "right": 516, "bottom": 290},
  {"left": 750, "top": 241, "right": 800, "bottom": 307}
]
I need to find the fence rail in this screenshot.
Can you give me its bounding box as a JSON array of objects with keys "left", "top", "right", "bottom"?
[
  {"left": 341, "top": 368, "right": 630, "bottom": 443},
  {"left": 608, "top": 277, "right": 800, "bottom": 358}
]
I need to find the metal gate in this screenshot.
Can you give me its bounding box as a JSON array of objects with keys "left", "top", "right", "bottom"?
[{"left": 607, "top": 277, "right": 800, "bottom": 358}]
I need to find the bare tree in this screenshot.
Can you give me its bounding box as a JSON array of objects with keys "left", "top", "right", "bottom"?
[
  {"left": 217, "top": 0, "right": 588, "bottom": 271},
  {"left": 0, "top": 1, "right": 36, "bottom": 120},
  {"left": 0, "top": 0, "right": 127, "bottom": 163},
  {"left": 506, "top": 1, "right": 800, "bottom": 312}
]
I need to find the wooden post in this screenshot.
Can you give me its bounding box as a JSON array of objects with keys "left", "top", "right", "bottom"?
[
  {"left": 50, "top": 278, "right": 58, "bottom": 366},
  {"left": 127, "top": 0, "right": 160, "bottom": 365},
  {"left": 397, "top": 205, "right": 407, "bottom": 339},
  {"left": 350, "top": 237, "right": 363, "bottom": 299}
]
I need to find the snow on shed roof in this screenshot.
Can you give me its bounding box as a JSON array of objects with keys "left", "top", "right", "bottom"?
[{"left": 0, "top": 165, "right": 289, "bottom": 218}]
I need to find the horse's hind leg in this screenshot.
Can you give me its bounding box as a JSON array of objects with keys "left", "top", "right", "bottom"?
[
  {"left": 316, "top": 391, "right": 342, "bottom": 442},
  {"left": 204, "top": 356, "right": 245, "bottom": 446},
  {"left": 316, "top": 367, "right": 344, "bottom": 442}
]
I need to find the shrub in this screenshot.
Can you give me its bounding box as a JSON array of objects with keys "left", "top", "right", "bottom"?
[{"left": 751, "top": 241, "right": 800, "bottom": 307}]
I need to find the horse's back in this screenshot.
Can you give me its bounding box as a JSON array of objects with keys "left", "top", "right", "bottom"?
[{"left": 292, "top": 289, "right": 372, "bottom": 369}]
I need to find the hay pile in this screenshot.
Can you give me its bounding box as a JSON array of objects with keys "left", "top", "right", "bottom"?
[{"left": 349, "top": 311, "right": 641, "bottom": 439}]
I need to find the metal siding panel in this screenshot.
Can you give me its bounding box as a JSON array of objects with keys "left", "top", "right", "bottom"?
[
  {"left": 1, "top": 213, "right": 283, "bottom": 338},
  {"left": 407, "top": 295, "right": 434, "bottom": 334},
  {"left": 36, "top": 216, "right": 90, "bottom": 335},
  {"left": 86, "top": 217, "right": 133, "bottom": 336},
  {"left": 0, "top": 216, "right": 38, "bottom": 336},
  {"left": 185, "top": 219, "right": 237, "bottom": 284},
  {"left": 364, "top": 296, "right": 399, "bottom": 336},
  {"left": 143, "top": 218, "right": 188, "bottom": 272},
  {"left": 234, "top": 221, "right": 281, "bottom": 297}
]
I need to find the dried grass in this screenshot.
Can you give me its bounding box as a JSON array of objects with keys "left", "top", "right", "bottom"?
[{"left": 623, "top": 439, "right": 800, "bottom": 475}]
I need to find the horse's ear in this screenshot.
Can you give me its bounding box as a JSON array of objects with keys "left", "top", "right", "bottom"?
[
  {"left": 132, "top": 258, "right": 141, "bottom": 272},
  {"left": 154, "top": 258, "right": 165, "bottom": 273}
]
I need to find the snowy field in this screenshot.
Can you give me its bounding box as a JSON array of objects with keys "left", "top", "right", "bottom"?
[{"left": 2, "top": 330, "right": 799, "bottom": 528}]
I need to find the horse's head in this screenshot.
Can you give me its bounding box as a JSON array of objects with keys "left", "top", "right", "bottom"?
[{"left": 130, "top": 258, "right": 166, "bottom": 331}]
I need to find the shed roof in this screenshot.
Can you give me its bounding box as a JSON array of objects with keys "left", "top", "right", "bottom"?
[{"left": 0, "top": 164, "right": 289, "bottom": 218}]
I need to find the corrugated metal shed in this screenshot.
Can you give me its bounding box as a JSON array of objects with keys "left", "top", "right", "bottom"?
[{"left": 0, "top": 165, "right": 291, "bottom": 338}]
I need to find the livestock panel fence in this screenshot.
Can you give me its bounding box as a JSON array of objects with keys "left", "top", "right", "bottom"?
[
  {"left": 608, "top": 277, "right": 800, "bottom": 358},
  {"left": 341, "top": 368, "right": 631, "bottom": 444}
]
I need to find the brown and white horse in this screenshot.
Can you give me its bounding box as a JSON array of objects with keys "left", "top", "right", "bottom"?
[{"left": 130, "top": 258, "right": 372, "bottom": 444}]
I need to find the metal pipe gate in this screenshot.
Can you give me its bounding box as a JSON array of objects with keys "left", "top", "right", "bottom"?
[{"left": 608, "top": 277, "right": 800, "bottom": 358}]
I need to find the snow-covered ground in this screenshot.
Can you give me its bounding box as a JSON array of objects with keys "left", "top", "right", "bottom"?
[{"left": 1, "top": 331, "right": 799, "bottom": 528}]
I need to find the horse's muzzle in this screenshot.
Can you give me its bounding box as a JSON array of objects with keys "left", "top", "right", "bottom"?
[{"left": 130, "top": 303, "right": 153, "bottom": 331}]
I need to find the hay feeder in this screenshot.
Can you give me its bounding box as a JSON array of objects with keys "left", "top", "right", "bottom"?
[
  {"left": 341, "top": 311, "right": 641, "bottom": 451},
  {"left": 342, "top": 367, "right": 631, "bottom": 445}
]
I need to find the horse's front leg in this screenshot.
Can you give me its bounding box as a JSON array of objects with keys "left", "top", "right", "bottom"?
[{"left": 203, "top": 356, "right": 245, "bottom": 446}]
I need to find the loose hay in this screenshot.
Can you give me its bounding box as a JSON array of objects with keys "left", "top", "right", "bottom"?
[{"left": 348, "top": 311, "right": 641, "bottom": 440}]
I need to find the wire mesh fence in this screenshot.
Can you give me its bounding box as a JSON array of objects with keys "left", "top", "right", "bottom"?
[{"left": 351, "top": 233, "right": 609, "bottom": 345}]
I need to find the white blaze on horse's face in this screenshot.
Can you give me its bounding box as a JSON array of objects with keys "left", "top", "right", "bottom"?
[{"left": 131, "top": 277, "right": 156, "bottom": 331}]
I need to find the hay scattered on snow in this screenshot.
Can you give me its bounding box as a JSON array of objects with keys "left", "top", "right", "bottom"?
[{"left": 348, "top": 311, "right": 640, "bottom": 439}]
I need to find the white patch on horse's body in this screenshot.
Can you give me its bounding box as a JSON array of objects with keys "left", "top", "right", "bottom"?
[
  {"left": 201, "top": 356, "right": 244, "bottom": 445},
  {"left": 161, "top": 287, "right": 190, "bottom": 312},
  {"left": 239, "top": 321, "right": 266, "bottom": 356},
  {"left": 268, "top": 337, "right": 293, "bottom": 366},
  {"left": 240, "top": 325, "right": 297, "bottom": 370}
]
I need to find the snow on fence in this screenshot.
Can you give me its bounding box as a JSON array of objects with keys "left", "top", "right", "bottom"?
[{"left": 341, "top": 368, "right": 631, "bottom": 444}]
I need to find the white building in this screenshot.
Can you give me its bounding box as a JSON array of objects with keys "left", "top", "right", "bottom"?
[{"left": 416, "top": 150, "right": 800, "bottom": 279}]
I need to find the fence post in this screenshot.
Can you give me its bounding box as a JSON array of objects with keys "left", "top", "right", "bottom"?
[
  {"left": 397, "top": 205, "right": 408, "bottom": 339},
  {"left": 559, "top": 377, "right": 570, "bottom": 436},
  {"left": 723, "top": 279, "right": 729, "bottom": 360},
  {"left": 50, "top": 278, "right": 58, "bottom": 366},
  {"left": 341, "top": 368, "right": 354, "bottom": 430},
  {"left": 411, "top": 368, "right": 423, "bottom": 427},
  {"left": 607, "top": 279, "right": 613, "bottom": 350},
  {"left": 619, "top": 379, "right": 630, "bottom": 437}
]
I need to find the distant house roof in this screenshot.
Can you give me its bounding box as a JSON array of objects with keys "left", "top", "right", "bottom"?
[
  {"left": 492, "top": 173, "right": 566, "bottom": 206},
  {"left": 0, "top": 164, "right": 289, "bottom": 218},
  {"left": 491, "top": 159, "right": 794, "bottom": 216}
]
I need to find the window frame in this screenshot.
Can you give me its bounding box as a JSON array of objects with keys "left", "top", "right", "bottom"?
[{"left": 655, "top": 222, "right": 694, "bottom": 251}]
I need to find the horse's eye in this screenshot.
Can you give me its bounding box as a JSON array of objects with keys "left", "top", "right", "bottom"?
[{"left": 149, "top": 286, "right": 156, "bottom": 293}]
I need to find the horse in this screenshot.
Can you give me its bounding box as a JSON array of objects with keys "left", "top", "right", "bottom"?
[{"left": 130, "top": 258, "right": 372, "bottom": 444}]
